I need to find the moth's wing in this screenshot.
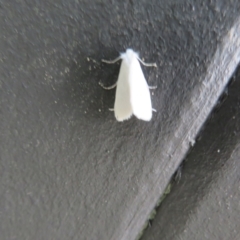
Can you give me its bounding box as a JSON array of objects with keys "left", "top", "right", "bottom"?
[
  {"left": 114, "top": 60, "right": 133, "bottom": 121},
  {"left": 129, "top": 57, "right": 152, "bottom": 121}
]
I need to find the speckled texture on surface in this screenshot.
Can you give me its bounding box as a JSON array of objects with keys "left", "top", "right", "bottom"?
[
  {"left": 141, "top": 66, "right": 240, "bottom": 240},
  {"left": 1, "top": 1, "right": 240, "bottom": 240}
]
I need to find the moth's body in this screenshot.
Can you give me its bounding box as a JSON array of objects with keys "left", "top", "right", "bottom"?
[{"left": 101, "top": 49, "right": 156, "bottom": 122}]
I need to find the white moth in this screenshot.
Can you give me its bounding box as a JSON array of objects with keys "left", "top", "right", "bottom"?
[{"left": 100, "top": 49, "right": 157, "bottom": 121}]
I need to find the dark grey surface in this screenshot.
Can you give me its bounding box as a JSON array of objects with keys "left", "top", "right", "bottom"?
[
  {"left": 1, "top": 1, "right": 240, "bottom": 240},
  {"left": 141, "top": 67, "right": 240, "bottom": 240}
]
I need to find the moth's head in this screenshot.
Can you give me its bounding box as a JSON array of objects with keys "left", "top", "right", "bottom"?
[
  {"left": 121, "top": 49, "right": 139, "bottom": 62},
  {"left": 126, "top": 49, "right": 138, "bottom": 57}
]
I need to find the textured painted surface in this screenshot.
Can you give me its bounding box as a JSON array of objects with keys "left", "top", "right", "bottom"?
[
  {"left": 1, "top": 1, "right": 240, "bottom": 240},
  {"left": 141, "top": 66, "right": 240, "bottom": 240}
]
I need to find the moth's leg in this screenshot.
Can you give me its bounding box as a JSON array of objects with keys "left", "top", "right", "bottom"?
[
  {"left": 100, "top": 56, "right": 120, "bottom": 89},
  {"left": 149, "top": 85, "right": 157, "bottom": 89},
  {"left": 99, "top": 81, "right": 117, "bottom": 90},
  {"left": 138, "top": 58, "right": 157, "bottom": 88},
  {"left": 138, "top": 58, "right": 157, "bottom": 67},
  {"left": 102, "top": 56, "right": 121, "bottom": 64},
  {"left": 152, "top": 108, "right": 157, "bottom": 112},
  {"left": 138, "top": 57, "right": 157, "bottom": 87},
  {"left": 109, "top": 108, "right": 114, "bottom": 111}
]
